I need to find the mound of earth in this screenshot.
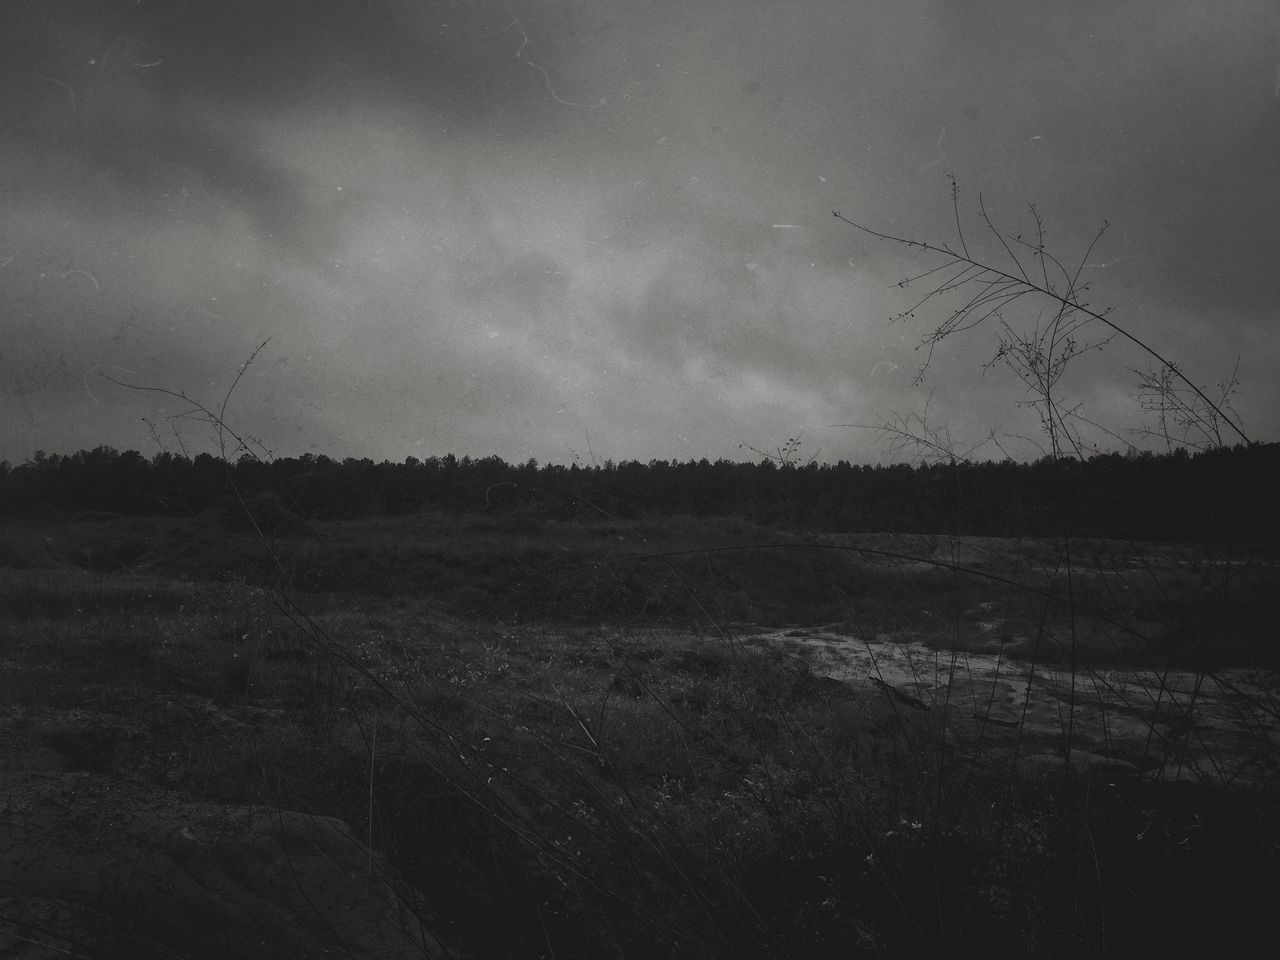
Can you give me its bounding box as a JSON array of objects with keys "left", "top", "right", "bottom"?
[{"left": 0, "top": 725, "right": 442, "bottom": 959}]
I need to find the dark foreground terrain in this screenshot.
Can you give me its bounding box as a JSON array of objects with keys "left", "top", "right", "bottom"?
[{"left": 2, "top": 511, "right": 1278, "bottom": 958}]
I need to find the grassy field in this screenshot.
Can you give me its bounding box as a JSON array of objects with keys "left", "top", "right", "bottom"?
[{"left": 2, "top": 511, "right": 1278, "bottom": 957}]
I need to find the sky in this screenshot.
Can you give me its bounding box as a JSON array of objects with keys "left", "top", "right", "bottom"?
[{"left": 2, "top": 0, "right": 1277, "bottom": 466}]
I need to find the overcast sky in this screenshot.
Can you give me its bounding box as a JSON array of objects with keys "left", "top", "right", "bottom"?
[{"left": 2, "top": 0, "right": 1276, "bottom": 466}]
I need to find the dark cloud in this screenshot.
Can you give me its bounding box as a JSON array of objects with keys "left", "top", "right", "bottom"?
[
  {"left": 1, "top": 0, "right": 596, "bottom": 266},
  {"left": 2, "top": 1, "right": 573, "bottom": 116}
]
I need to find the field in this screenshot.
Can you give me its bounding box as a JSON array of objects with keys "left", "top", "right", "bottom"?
[{"left": 2, "top": 511, "right": 1279, "bottom": 958}]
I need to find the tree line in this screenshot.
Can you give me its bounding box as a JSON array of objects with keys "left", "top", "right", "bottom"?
[{"left": 1, "top": 443, "right": 1275, "bottom": 543}]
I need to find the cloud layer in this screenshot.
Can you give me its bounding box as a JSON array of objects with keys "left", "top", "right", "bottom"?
[{"left": 2, "top": 0, "right": 1276, "bottom": 464}]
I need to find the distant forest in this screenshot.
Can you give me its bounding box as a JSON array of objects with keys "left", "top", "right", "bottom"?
[{"left": 1, "top": 443, "right": 1276, "bottom": 543}]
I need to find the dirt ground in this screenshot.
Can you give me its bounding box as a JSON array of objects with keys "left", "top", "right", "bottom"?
[
  {"left": 766, "top": 624, "right": 1280, "bottom": 787},
  {"left": 0, "top": 697, "right": 440, "bottom": 959}
]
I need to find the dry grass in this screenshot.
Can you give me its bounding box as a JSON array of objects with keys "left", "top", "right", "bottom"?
[{"left": 2, "top": 516, "right": 1278, "bottom": 957}]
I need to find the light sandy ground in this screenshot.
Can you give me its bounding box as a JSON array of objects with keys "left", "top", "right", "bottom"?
[{"left": 757, "top": 626, "right": 1280, "bottom": 786}]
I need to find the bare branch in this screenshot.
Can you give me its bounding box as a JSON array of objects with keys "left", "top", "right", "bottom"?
[
  {"left": 101, "top": 339, "right": 275, "bottom": 463},
  {"left": 832, "top": 201, "right": 1252, "bottom": 448}
]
